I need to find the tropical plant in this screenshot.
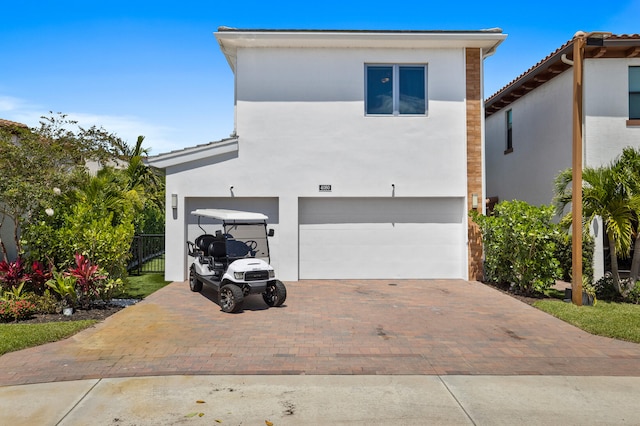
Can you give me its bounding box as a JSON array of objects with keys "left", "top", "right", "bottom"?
[
  {"left": 554, "top": 150, "right": 639, "bottom": 298},
  {"left": 21, "top": 173, "right": 136, "bottom": 279},
  {"left": 0, "top": 113, "right": 124, "bottom": 261},
  {"left": 46, "top": 272, "right": 78, "bottom": 308},
  {"left": 0, "top": 281, "right": 36, "bottom": 322},
  {"left": 68, "top": 253, "right": 106, "bottom": 309},
  {"left": 24, "top": 290, "right": 59, "bottom": 314},
  {"left": 0, "top": 281, "right": 27, "bottom": 301},
  {"left": 0, "top": 299, "right": 37, "bottom": 322},
  {"left": 617, "top": 147, "right": 640, "bottom": 285},
  {"left": 553, "top": 229, "right": 595, "bottom": 285},
  {"left": 0, "top": 258, "right": 26, "bottom": 290},
  {"left": 471, "top": 200, "right": 562, "bottom": 295},
  {"left": 24, "top": 261, "right": 52, "bottom": 295}
]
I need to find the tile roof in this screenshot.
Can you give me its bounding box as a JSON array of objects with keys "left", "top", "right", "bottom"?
[
  {"left": 485, "top": 34, "right": 640, "bottom": 116},
  {"left": 0, "top": 118, "right": 28, "bottom": 128}
]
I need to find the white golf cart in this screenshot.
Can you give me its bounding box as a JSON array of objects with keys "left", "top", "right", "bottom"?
[{"left": 187, "top": 209, "right": 286, "bottom": 313}]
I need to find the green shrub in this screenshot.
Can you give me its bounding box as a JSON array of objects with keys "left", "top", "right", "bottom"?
[
  {"left": 24, "top": 290, "right": 59, "bottom": 314},
  {"left": 471, "top": 200, "right": 562, "bottom": 295},
  {"left": 627, "top": 281, "right": 640, "bottom": 304},
  {"left": 554, "top": 230, "right": 595, "bottom": 285},
  {"left": 22, "top": 201, "right": 134, "bottom": 280},
  {"left": 0, "top": 299, "right": 37, "bottom": 322}
]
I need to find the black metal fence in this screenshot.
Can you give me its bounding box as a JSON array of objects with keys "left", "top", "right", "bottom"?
[{"left": 128, "top": 234, "right": 165, "bottom": 275}]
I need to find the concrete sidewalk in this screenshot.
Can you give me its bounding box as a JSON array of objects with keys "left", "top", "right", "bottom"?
[{"left": 2, "top": 375, "right": 640, "bottom": 425}]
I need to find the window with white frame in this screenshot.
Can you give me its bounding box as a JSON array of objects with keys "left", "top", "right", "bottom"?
[
  {"left": 365, "top": 64, "right": 427, "bottom": 115},
  {"left": 630, "top": 66, "right": 640, "bottom": 120}
]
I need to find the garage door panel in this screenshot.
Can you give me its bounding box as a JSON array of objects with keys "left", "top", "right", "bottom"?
[
  {"left": 299, "top": 198, "right": 462, "bottom": 224},
  {"left": 299, "top": 198, "right": 464, "bottom": 279}
]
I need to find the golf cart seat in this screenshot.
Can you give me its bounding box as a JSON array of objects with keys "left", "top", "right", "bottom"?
[
  {"left": 194, "top": 234, "right": 217, "bottom": 256},
  {"left": 206, "top": 236, "right": 228, "bottom": 268}
]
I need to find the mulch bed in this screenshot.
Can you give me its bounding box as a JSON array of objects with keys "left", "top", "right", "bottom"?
[
  {"left": 481, "top": 281, "right": 554, "bottom": 306},
  {"left": 16, "top": 304, "right": 125, "bottom": 324}
]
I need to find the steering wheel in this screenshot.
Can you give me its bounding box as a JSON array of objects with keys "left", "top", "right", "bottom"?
[{"left": 245, "top": 240, "right": 258, "bottom": 250}]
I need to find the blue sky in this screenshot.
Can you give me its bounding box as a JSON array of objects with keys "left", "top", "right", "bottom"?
[{"left": 1, "top": 1, "right": 639, "bottom": 154}]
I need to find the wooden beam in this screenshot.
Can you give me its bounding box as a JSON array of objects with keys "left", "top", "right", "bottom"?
[
  {"left": 626, "top": 46, "right": 640, "bottom": 58},
  {"left": 591, "top": 47, "right": 607, "bottom": 58},
  {"left": 571, "top": 36, "right": 585, "bottom": 307}
]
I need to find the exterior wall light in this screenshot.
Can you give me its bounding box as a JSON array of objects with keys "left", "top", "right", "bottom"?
[{"left": 171, "top": 193, "right": 178, "bottom": 209}]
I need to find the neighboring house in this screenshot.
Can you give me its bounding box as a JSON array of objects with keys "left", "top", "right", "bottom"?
[
  {"left": 485, "top": 34, "right": 640, "bottom": 279},
  {"left": 147, "top": 27, "right": 506, "bottom": 282},
  {"left": 0, "top": 118, "right": 29, "bottom": 262}
]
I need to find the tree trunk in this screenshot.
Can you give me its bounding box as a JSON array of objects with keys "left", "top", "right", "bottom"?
[
  {"left": 0, "top": 238, "right": 7, "bottom": 263},
  {"left": 629, "top": 233, "right": 640, "bottom": 287},
  {"left": 608, "top": 234, "right": 624, "bottom": 295},
  {"left": 0, "top": 213, "right": 7, "bottom": 262},
  {"left": 12, "top": 216, "right": 21, "bottom": 260}
]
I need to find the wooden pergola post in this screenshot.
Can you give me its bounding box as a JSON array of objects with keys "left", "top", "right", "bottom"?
[{"left": 571, "top": 34, "right": 585, "bottom": 306}]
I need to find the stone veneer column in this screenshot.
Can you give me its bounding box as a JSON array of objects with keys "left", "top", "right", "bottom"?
[{"left": 466, "top": 48, "right": 483, "bottom": 281}]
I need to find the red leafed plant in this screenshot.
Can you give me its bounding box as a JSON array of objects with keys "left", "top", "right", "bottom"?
[
  {"left": 0, "top": 258, "right": 27, "bottom": 291},
  {"left": 68, "top": 253, "right": 106, "bottom": 309},
  {"left": 25, "top": 261, "right": 52, "bottom": 295}
]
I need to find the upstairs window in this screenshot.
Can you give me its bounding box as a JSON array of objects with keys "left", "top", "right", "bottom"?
[
  {"left": 365, "top": 64, "right": 427, "bottom": 115},
  {"left": 505, "top": 109, "right": 513, "bottom": 154},
  {"left": 630, "top": 66, "right": 640, "bottom": 120}
]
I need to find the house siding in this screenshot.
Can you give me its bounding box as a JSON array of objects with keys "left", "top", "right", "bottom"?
[
  {"left": 155, "top": 30, "right": 505, "bottom": 282},
  {"left": 486, "top": 71, "right": 573, "bottom": 207}
]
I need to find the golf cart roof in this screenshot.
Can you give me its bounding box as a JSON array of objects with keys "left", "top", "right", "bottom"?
[{"left": 190, "top": 209, "right": 268, "bottom": 221}]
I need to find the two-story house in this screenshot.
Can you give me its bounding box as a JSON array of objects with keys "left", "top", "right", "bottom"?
[
  {"left": 147, "top": 27, "right": 506, "bottom": 282},
  {"left": 485, "top": 34, "right": 640, "bottom": 279}
]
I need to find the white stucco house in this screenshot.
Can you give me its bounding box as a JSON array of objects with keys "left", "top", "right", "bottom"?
[
  {"left": 147, "top": 27, "right": 506, "bottom": 282},
  {"left": 485, "top": 33, "right": 640, "bottom": 278}
]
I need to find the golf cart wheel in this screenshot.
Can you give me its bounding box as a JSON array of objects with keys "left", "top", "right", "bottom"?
[
  {"left": 189, "top": 266, "right": 202, "bottom": 292},
  {"left": 262, "top": 280, "right": 287, "bottom": 307},
  {"left": 219, "top": 284, "right": 244, "bottom": 313}
]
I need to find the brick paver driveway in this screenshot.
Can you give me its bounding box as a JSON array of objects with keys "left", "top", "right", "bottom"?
[{"left": 2, "top": 279, "right": 640, "bottom": 386}]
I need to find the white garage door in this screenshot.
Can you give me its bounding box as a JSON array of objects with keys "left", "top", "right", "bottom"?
[{"left": 299, "top": 197, "right": 465, "bottom": 279}]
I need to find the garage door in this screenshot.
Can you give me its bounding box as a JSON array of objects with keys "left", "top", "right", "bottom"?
[{"left": 299, "top": 197, "right": 465, "bottom": 279}]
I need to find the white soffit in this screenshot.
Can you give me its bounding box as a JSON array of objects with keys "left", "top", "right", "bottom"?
[{"left": 215, "top": 29, "right": 507, "bottom": 71}]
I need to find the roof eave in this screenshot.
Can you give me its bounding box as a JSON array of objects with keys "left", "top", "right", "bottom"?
[
  {"left": 144, "top": 138, "right": 239, "bottom": 169},
  {"left": 215, "top": 28, "right": 507, "bottom": 73},
  {"left": 485, "top": 34, "right": 640, "bottom": 116}
]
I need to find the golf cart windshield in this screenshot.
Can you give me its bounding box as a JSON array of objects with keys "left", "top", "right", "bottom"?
[{"left": 224, "top": 223, "right": 270, "bottom": 262}]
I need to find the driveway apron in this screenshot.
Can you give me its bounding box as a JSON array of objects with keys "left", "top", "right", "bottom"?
[{"left": 1, "top": 279, "right": 639, "bottom": 386}]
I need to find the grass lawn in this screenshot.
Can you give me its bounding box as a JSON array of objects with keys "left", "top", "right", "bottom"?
[
  {"left": 0, "top": 320, "right": 97, "bottom": 356},
  {"left": 534, "top": 299, "right": 640, "bottom": 343},
  {"left": 0, "top": 273, "right": 171, "bottom": 356},
  {"left": 116, "top": 272, "right": 171, "bottom": 299}
]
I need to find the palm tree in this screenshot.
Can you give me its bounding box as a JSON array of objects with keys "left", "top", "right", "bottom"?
[
  {"left": 554, "top": 162, "right": 634, "bottom": 296},
  {"left": 616, "top": 147, "right": 640, "bottom": 285},
  {"left": 121, "top": 136, "right": 164, "bottom": 210}
]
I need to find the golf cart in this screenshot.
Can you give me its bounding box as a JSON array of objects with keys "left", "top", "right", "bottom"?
[{"left": 187, "top": 209, "right": 286, "bottom": 313}]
